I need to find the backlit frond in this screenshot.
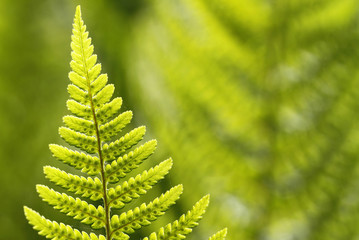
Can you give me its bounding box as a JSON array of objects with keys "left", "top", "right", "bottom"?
[{"left": 24, "top": 5, "right": 224, "bottom": 240}]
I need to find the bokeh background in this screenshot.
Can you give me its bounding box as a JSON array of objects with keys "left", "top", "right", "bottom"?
[{"left": 2, "top": 0, "right": 359, "bottom": 239}]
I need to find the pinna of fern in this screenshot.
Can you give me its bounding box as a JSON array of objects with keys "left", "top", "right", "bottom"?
[{"left": 23, "top": 5, "right": 226, "bottom": 240}]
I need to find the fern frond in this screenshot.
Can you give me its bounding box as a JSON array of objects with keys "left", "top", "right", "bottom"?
[
  {"left": 91, "top": 74, "right": 108, "bottom": 96},
  {"left": 110, "top": 185, "right": 183, "bottom": 235},
  {"left": 96, "top": 97, "right": 123, "bottom": 125},
  {"left": 24, "top": 5, "right": 223, "bottom": 240},
  {"left": 208, "top": 228, "right": 227, "bottom": 240},
  {"left": 108, "top": 158, "right": 173, "bottom": 208},
  {"left": 24, "top": 206, "right": 107, "bottom": 240},
  {"left": 93, "top": 84, "right": 114, "bottom": 107},
  {"left": 44, "top": 166, "right": 103, "bottom": 201},
  {"left": 67, "top": 99, "right": 93, "bottom": 120},
  {"left": 63, "top": 115, "right": 95, "bottom": 135},
  {"left": 105, "top": 140, "right": 158, "bottom": 183},
  {"left": 49, "top": 144, "right": 101, "bottom": 175},
  {"left": 59, "top": 126, "right": 98, "bottom": 153},
  {"left": 67, "top": 84, "right": 89, "bottom": 105},
  {"left": 99, "top": 110, "right": 132, "bottom": 141},
  {"left": 68, "top": 71, "right": 88, "bottom": 90},
  {"left": 144, "top": 195, "right": 210, "bottom": 240},
  {"left": 36, "top": 185, "right": 106, "bottom": 229},
  {"left": 102, "top": 126, "right": 147, "bottom": 161}
]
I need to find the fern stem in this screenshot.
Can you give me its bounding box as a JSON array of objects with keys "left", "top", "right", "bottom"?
[
  {"left": 87, "top": 67, "right": 111, "bottom": 240},
  {"left": 76, "top": 19, "right": 112, "bottom": 238},
  {"left": 88, "top": 78, "right": 111, "bottom": 239},
  {"left": 92, "top": 102, "right": 111, "bottom": 240}
]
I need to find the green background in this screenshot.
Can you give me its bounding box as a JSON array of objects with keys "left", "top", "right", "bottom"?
[{"left": 2, "top": 0, "right": 359, "bottom": 239}]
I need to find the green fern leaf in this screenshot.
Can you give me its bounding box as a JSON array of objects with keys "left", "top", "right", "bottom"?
[
  {"left": 111, "top": 184, "right": 183, "bottom": 236},
  {"left": 208, "top": 228, "right": 228, "bottom": 240},
  {"left": 105, "top": 140, "right": 158, "bottom": 183},
  {"left": 67, "top": 99, "right": 93, "bottom": 120},
  {"left": 49, "top": 144, "right": 101, "bottom": 175},
  {"left": 107, "top": 158, "right": 173, "bottom": 209},
  {"left": 44, "top": 166, "right": 103, "bottom": 201},
  {"left": 90, "top": 74, "right": 108, "bottom": 96},
  {"left": 59, "top": 126, "right": 98, "bottom": 153},
  {"left": 36, "top": 185, "right": 106, "bottom": 229},
  {"left": 96, "top": 97, "right": 123, "bottom": 125},
  {"left": 67, "top": 84, "right": 89, "bottom": 105},
  {"left": 102, "top": 126, "right": 147, "bottom": 162},
  {"left": 99, "top": 110, "right": 132, "bottom": 141},
  {"left": 63, "top": 115, "right": 95, "bottom": 135},
  {"left": 93, "top": 84, "right": 114, "bottom": 106},
  {"left": 24, "top": 206, "right": 107, "bottom": 240},
  {"left": 24, "top": 5, "right": 226, "bottom": 240},
  {"left": 144, "top": 195, "right": 210, "bottom": 240}
]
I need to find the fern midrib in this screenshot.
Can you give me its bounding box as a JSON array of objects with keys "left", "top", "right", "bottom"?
[
  {"left": 107, "top": 188, "right": 130, "bottom": 207},
  {"left": 77, "top": 24, "right": 111, "bottom": 239},
  {"left": 107, "top": 173, "right": 153, "bottom": 207},
  {"left": 90, "top": 93, "right": 111, "bottom": 239},
  {"left": 88, "top": 72, "right": 111, "bottom": 239},
  {"left": 110, "top": 207, "right": 149, "bottom": 239},
  {"left": 110, "top": 191, "right": 178, "bottom": 239}
]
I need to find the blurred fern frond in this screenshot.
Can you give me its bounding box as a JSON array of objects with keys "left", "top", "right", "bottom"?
[{"left": 124, "top": 0, "right": 359, "bottom": 239}]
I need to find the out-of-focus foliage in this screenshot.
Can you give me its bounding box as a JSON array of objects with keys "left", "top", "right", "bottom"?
[
  {"left": 127, "top": 0, "right": 359, "bottom": 239},
  {"left": 2, "top": 0, "right": 359, "bottom": 239},
  {"left": 0, "top": 0, "right": 73, "bottom": 239}
]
